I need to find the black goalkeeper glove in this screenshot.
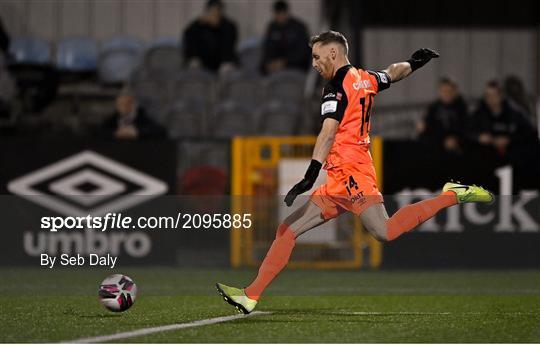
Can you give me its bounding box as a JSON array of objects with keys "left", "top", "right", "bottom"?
[
  {"left": 407, "top": 48, "right": 439, "bottom": 71},
  {"left": 284, "top": 159, "right": 322, "bottom": 207}
]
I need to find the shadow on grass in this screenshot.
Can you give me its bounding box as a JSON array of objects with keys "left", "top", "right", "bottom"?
[
  {"left": 228, "top": 309, "right": 404, "bottom": 324},
  {"left": 76, "top": 313, "right": 124, "bottom": 318},
  {"left": 241, "top": 318, "right": 386, "bottom": 325}
]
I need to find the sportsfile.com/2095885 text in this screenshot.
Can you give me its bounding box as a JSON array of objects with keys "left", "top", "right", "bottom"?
[{"left": 40, "top": 213, "right": 253, "bottom": 232}]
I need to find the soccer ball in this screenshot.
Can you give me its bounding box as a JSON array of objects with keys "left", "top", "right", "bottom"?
[{"left": 98, "top": 274, "right": 137, "bottom": 312}]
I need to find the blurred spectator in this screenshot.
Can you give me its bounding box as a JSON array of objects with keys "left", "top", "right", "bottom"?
[
  {"left": 0, "top": 17, "right": 9, "bottom": 58},
  {"left": 470, "top": 80, "right": 536, "bottom": 154},
  {"left": 182, "top": 0, "right": 238, "bottom": 74},
  {"left": 0, "top": 16, "right": 14, "bottom": 119},
  {"left": 504, "top": 75, "right": 537, "bottom": 126},
  {"left": 0, "top": 63, "right": 15, "bottom": 119},
  {"left": 260, "top": 0, "right": 311, "bottom": 74},
  {"left": 100, "top": 87, "right": 166, "bottom": 140},
  {"left": 417, "top": 78, "right": 468, "bottom": 153}
]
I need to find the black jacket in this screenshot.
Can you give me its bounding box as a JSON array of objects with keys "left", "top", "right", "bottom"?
[
  {"left": 470, "top": 99, "right": 536, "bottom": 143},
  {"left": 261, "top": 17, "right": 311, "bottom": 73},
  {"left": 101, "top": 107, "right": 166, "bottom": 140},
  {"left": 420, "top": 96, "right": 469, "bottom": 145},
  {"left": 0, "top": 18, "right": 9, "bottom": 56},
  {"left": 183, "top": 16, "right": 238, "bottom": 71}
]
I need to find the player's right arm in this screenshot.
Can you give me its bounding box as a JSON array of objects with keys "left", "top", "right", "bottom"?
[
  {"left": 311, "top": 118, "right": 339, "bottom": 164},
  {"left": 284, "top": 83, "right": 345, "bottom": 207},
  {"left": 382, "top": 48, "right": 439, "bottom": 83},
  {"left": 283, "top": 118, "right": 339, "bottom": 207}
]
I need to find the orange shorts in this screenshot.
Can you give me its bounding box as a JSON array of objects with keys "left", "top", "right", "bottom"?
[{"left": 311, "top": 163, "right": 383, "bottom": 220}]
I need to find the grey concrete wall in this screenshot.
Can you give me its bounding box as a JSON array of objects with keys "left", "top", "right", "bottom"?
[
  {"left": 0, "top": 0, "right": 321, "bottom": 44},
  {"left": 363, "top": 28, "right": 538, "bottom": 104}
]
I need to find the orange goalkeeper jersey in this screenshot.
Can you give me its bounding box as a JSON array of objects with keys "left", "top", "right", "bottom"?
[{"left": 320, "top": 64, "right": 391, "bottom": 168}]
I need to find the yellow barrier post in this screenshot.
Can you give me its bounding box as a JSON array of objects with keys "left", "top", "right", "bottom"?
[{"left": 230, "top": 137, "right": 243, "bottom": 268}]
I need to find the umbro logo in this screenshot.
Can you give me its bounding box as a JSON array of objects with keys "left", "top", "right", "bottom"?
[{"left": 7, "top": 150, "right": 168, "bottom": 216}]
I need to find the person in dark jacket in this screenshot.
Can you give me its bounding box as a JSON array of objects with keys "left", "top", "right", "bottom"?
[
  {"left": 101, "top": 88, "right": 166, "bottom": 140},
  {"left": 418, "top": 77, "right": 469, "bottom": 153},
  {"left": 504, "top": 75, "right": 536, "bottom": 127},
  {"left": 182, "top": 0, "right": 238, "bottom": 74},
  {"left": 0, "top": 16, "right": 13, "bottom": 119},
  {"left": 260, "top": 0, "right": 311, "bottom": 74},
  {"left": 470, "top": 80, "right": 536, "bottom": 155},
  {"left": 0, "top": 17, "right": 10, "bottom": 58}
]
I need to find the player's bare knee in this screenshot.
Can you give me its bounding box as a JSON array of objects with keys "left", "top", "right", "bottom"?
[
  {"left": 374, "top": 231, "right": 389, "bottom": 242},
  {"left": 372, "top": 231, "right": 389, "bottom": 243},
  {"left": 365, "top": 224, "right": 389, "bottom": 242}
]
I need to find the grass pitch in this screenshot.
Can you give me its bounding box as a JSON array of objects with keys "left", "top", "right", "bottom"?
[{"left": 0, "top": 268, "right": 539, "bottom": 342}]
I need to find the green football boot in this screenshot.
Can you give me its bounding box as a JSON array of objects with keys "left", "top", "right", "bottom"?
[
  {"left": 443, "top": 182, "right": 494, "bottom": 204},
  {"left": 216, "top": 283, "right": 257, "bottom": 314}
]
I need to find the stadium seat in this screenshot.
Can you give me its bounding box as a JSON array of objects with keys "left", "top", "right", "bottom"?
[
  {"left": 258, "top": 100, "right": 301, "bottom": 135},
  {"left": 176, "top": 141, "right": 228, "bottom": 181},
  {"left": 165, "top": 101, "right": 205, "bottom": 139},
  {"left": 56, "top": 36, "right": 98, "bottom": 72},
  {"left": 200, "top": 144, "right": 230, "bottom": 171},
  {"left": 178, "top": 165, "right": 227, "bottom": 195},
  {"left": 131, "top": 77, "right": 170, "bottom": 122},
  {"left": 150, "top": 36, "right": 181, "bottom": 49},
  {"left": 98, "top": 36, "right": 143, "bottom": 85},
  {"left": 8, "top": 36, "right": 51, "bottom": 65},
  {"left": 263, "top": 69, "right": 306, "bottom": 105},
  {"left": 172, "top": 69, "right": 215, "bottom": 109},
  {"left": 238, "top": 37, "right": 262, "bottom": 75},
  {"left": 142, "top": 37, "right": 182, "bottom": 79},
  {"left": 218, "top": 70, "right": 260, "bottom": 107},
  {"left": 212, "top": 100, "right": 255, "bottom": 138},
  {"left": 101, "top": 35, "right": 143, "bottom": 52}
]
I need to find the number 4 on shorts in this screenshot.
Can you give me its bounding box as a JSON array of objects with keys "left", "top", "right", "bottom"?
[{"left": 345, "top": 176, "right": 359, "bottom": 195}]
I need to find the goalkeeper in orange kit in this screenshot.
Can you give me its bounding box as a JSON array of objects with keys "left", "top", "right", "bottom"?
[{"left": 217, "top": 30, "right": 493, "bottom": 314}]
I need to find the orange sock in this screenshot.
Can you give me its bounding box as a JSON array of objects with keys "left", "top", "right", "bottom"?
[
  {"left": 245, "top": 224, "right": 296, "bottom": 300},
  {"left": 386, "top": 191, "right": 457, "bottom": 241}
]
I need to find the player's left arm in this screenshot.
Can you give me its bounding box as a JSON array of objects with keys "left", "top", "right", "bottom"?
[{"left": 383, "top": 48, "right": 439, "bottom": 83}]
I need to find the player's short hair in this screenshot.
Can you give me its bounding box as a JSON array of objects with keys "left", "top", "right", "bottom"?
[{"left": 309, "top": 30, "right": 348, "bottom": 54}]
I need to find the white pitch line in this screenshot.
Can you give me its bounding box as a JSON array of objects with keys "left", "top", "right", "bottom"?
[
  {"left": 339, "top": 311, "right": 535, "bottom": 316},
  {"left": 65, "top": 311, "right": 271, "bottom": 343},
  {"left": 344, "top": 311, "right": 451, "bottom": 316}
]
